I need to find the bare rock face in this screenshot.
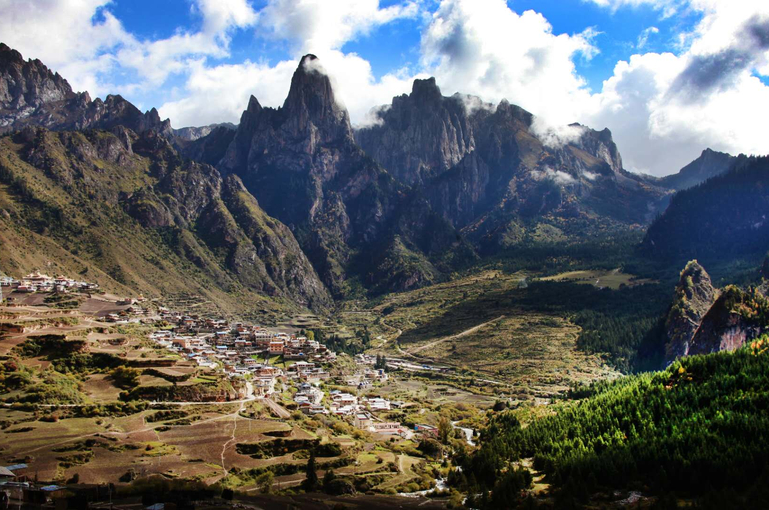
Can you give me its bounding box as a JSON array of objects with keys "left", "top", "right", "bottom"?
[
  {"left": 664, "top": 260, "right": 717, "bottom": 362},
  {"left": 688, "top": 286, "right": 767, "bottom": 356},
  {"left": 355, "top": 78, "right": 477, "bottom": 186},
  {"left": 0, "top": 43, "right": 75, "bottom": 110},
  {"left": 0, "top": 43, "right": 171, "bottom": 136}
]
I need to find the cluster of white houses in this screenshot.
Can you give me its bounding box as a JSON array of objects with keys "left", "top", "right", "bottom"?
[{"left": 0, "top": 272, "right": 99, "bottom": 294}]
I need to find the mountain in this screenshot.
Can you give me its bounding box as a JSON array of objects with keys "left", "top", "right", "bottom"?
[
  {"left": 355, "top": 78, "right": 670, "bottom": 252},
  {"left": 0, "top": 125, "right": 332, "bottom": 316},
  {"left": 657, "top": 148, "right": 735, "bottom": 191},
  {"left": 642, "top": 155, "right": 769, "bottom": 264},
  {"left": 0, "top": 43, "right": 171, "bottom": 136},
  {"left": 173, "top": 122, "right": 236, "bottom": 142},
  {"left": 215, "top": 55, "right": 475, "bottom": 296}
]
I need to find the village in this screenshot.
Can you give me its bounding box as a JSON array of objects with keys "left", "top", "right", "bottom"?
[
  {"left": 0, "top": 269, "right": 483, "bottom": 508},
  {"left": 0, "top": 271, "right": 443, "bottom": 441},
  {"left": 147, "top": 315, "right": 435, "bottom": 440}
]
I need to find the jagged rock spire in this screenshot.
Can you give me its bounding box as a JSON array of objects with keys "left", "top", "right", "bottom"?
[{"left": 282, "top": 54, "right": 353, "bottom": 144}]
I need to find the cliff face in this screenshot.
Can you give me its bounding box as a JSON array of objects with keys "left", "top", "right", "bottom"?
[
  {"left": 664, "top": 261, "right": 717, "bottom": 362},
  {"left": 688, "top": 286, "right": 767, "bottom": 356},
  {"left": 355, "top": 78, "right": 668, "bottom": 252},
  {"left": 217, "top": 55, "right": 474, "bottom": 296},
  {"left": 355, "top": 78, "right": 478, "bottom": 186},
  {"left": 0, "top": 126, "right": 331, "bottom": 314},
  {"left": 0, "top": 43, "right": 171, "bottom": 136}
]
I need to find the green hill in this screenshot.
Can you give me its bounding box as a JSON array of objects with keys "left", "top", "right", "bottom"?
[{"left": 459, "top": 345, "right": 769, "bottom": 508}]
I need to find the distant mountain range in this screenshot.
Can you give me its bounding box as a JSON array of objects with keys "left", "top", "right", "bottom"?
[{"left": 0, "top": 42, "right": 754, "bottom": 312}]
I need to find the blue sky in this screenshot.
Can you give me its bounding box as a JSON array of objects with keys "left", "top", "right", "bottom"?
[
  {"left": 2, "top": 0, "right": 769, "bottom": 176},
  {"left": 102, "top": 0, "right": 701, "bottom": 95}
]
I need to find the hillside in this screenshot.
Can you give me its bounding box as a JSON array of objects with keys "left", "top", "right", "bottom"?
[
  {"left": 642, "top": 155, "right": 769, "bottom": 265},
  {"left": 460, "top": 346, "right": 769, "bottom": 508},
  {"left": 0, "top": 126, "right": 331, "bottom": 317}
]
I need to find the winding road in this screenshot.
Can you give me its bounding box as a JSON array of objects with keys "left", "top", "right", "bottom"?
[{"left": 407, "top": 315, "right": 506, "bottom": 354}]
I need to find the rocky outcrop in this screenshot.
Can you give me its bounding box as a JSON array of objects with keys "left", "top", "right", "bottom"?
[
  {"left": 0, "top": 43, "right": 171, "bottom": 136},
  {"left": 173, "top": 122, "right": 236, "bottom": 142},
  {"left": 688, "top": 286, "right": 767, "bottom": 356},
  {"left": 664, "top": 261, "right": 717, "bottom": 362},
  {"left": 658, "top": 148, "right": 735, "bottom": 191},
  {"left": 663, "top": 262, "right": 769, "bottom": 363}
]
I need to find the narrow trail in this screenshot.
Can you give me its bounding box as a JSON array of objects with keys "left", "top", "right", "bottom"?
[
  {"left": 408, "top": 315, "right": 506, "bottom": 354},
  {"left": 263, "top": 397, "right": 291, "bottom": 419},
  {"left": 219, "top": 382, "right": 253, "bottom": 476},
  {"left": 379, "top": 317, "right": 409, "bottom": 358},
  {"left": 219, "top": 382, "right": 252, "bottom": 477}
]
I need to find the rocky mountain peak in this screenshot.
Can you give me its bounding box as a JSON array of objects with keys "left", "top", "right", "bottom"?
[
  {"left": 0, "top": 42, "right": 76, "bottom": 110},
  {"left": 0, "top": 42, "right": 23, "bottom": 65},
  {"left": 246, "top": 95, "right": 261, "bottom": 114},
  {"left": 658, "top": 146, "right": 735, "bottom": 191},
  {"left": 569, "top": 123, "right": 623, "bottom": 174},
  {"left": 411, "top": 77, "right": 443, "bottom": 103},
  {"left": 0, "top": 43, "right": 173, "bottom": 137},
  {"left": 282, "top": 54, "right": 352, "bottom": 144}
]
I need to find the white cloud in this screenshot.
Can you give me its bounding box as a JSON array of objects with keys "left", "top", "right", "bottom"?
[
  {"left": 530, "top": 118, "right": 586, "bottom": 148},
  {"left": 257, "top": 0, "right": 419, "bottom": 54},
  {"left": 581, "top": 1, "right": 769, "bottom": 174},
  {"left": 195, "top": 0, "right": 258, "bottom": 36},
  {"left": 420, "top": 0, "right": 598, "bottom": 128},
  {"left": 0, "top": 0, "right": 258, "bottom": 97},
  {"left": 531, "top": 167, "right": 577, "bottom": 185},
  {"left": 637, "top": 26, "right": 659, "bottom": 49},
  {"left": 158, "top": 58, "right": 297, "bottom": 128},
  {"left": 586, "top": 0, "right": 682, "bottom": 18}
]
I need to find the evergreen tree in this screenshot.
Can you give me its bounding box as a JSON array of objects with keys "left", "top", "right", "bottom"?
[{"left": 304, "top": 453, "right": 318, "bottom": 491}]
